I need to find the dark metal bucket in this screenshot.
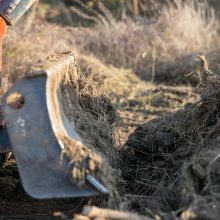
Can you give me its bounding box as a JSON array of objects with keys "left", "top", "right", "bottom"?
[{"left": 0, "top": 55, "right": 108, "bottom": 199}]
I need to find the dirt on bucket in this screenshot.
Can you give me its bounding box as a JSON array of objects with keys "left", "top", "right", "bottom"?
[{"left": 43, "top": 53, "right": 121, "bottom": 206}]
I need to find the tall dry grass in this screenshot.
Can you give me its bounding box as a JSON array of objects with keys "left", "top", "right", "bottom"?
[
  {"left": 2, "top": 0, "right": 220, "bottom": 89},
  {"left": 74, "top": 0, "right": 219, "bottom": 83}
]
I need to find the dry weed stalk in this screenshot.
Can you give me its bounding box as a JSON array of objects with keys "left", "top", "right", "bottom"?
[{"left": 73, "top": 1, "right": 219, "bottom": 83}]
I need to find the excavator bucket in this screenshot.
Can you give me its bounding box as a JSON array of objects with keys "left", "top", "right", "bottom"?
[{"left": 0, "top": 54, "right": 108, "bottom": 199}]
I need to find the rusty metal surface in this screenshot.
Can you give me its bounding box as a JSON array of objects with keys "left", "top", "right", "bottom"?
[{"left": 1, "top": 74, "right": 100, "bottom": 199}]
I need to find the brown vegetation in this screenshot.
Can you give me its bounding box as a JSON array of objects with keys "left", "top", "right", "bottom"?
[{"left": 1, "top": 0, "right": 220, "bottom": 220}]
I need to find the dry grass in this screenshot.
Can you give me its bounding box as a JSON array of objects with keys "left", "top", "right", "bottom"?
[
  {"left": 3, "top": 1, "right": 220, "bottom": 87},
  {"left": 72, "top": 1, "right": 219, "bottom": 83}
]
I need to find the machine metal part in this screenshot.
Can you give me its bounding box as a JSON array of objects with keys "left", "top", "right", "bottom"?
[
  {"left": 0, "top": 16, "right": 6, "bottom": 72},
  {"left": 0, "top": 56, "right": 108, "bottom": 199},
  {"left": 0, "top": 0, "right": 37, "bottom": 25}
]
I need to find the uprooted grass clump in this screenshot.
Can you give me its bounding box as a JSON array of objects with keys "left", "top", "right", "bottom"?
[{"left": 120, "top": 56, "right": 220, "bottom": 218}]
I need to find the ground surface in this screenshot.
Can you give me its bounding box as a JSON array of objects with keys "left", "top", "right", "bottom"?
[
  {"left": 0, "top": 159, "right": 87, "bottom": 220},
  {"left": 0, "top": 82, "right": 197, "bottom": 219}
]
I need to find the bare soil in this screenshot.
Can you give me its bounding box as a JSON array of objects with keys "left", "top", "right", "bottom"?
[{"left": 0, "top": 79, "right": 197, "bottom": 219}]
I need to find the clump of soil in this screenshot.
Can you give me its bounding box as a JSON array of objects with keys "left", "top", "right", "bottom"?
[
  {"left": 120, "top": 56, "right": 220, "bottom": 219},
  {"left": 121, "top": 107, "right": 191, "bottom": 213},
  {"left": 181, "top": 57, "right": 220, "bottom": 219},
  {"left": 181, "top": 122, "right": 220, "bottom": 219}
]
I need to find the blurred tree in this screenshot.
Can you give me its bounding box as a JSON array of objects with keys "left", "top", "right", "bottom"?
[{"left": 133, "top": 0, "right": 139, "bottom": 17}]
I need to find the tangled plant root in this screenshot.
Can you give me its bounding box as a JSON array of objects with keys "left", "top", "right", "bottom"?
[{"left": 120, "top": 55, "right": 220, "bottom": 218}]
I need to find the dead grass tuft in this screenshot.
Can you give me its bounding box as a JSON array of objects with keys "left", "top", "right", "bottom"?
[{"left": 75, "top": 1, "right": 219, "bottom": 83}]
